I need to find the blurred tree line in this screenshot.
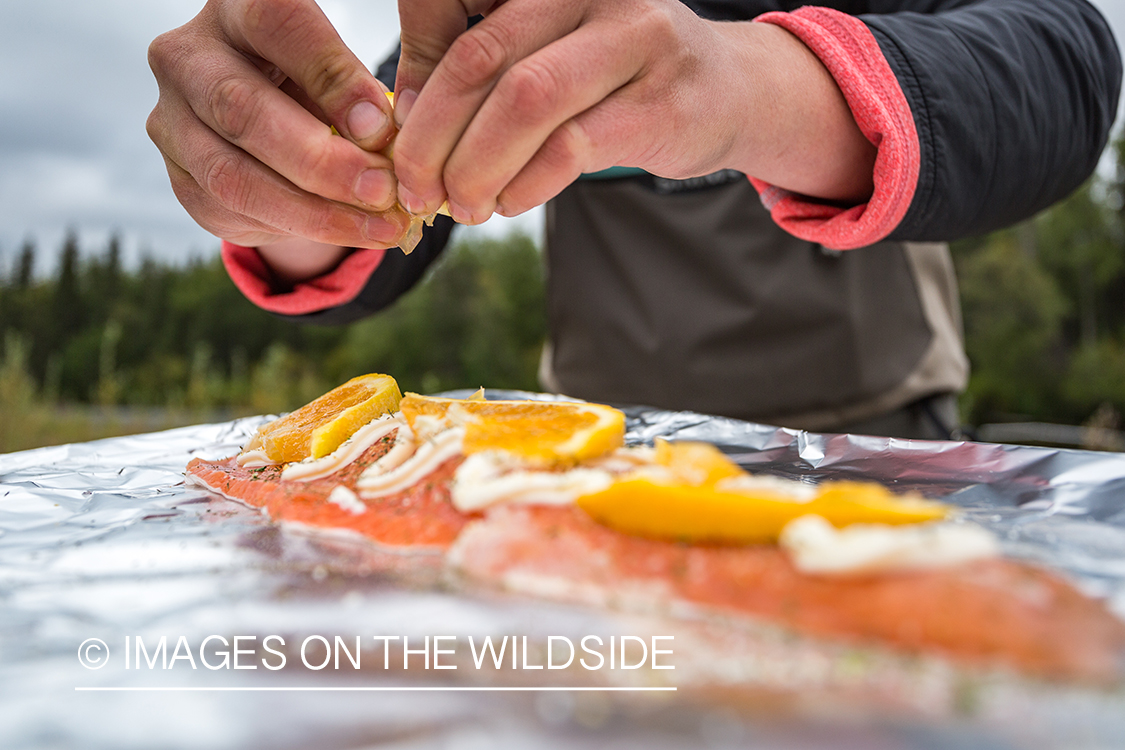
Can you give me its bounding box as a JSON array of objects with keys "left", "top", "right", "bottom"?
[
  {"left": 3, "top": 132, "right": 1125, "bottom": 451},
  {"left": 0, "top": 232, "right": 545, "bottom": 450},
  {"left": 953, "top": 132, "right": 1125, "bottom": 432}
]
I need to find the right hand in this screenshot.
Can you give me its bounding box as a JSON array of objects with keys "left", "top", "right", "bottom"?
[
  {"left": 147, "top": 0, "right": 409, "bottom": 250},
  {"left": 390, "top": 0, "right": 876, "bottom": 225}
]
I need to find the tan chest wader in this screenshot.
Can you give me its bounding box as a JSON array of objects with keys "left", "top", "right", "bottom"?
[{"left": 540, "top": 172, "right": 968, "bottom": 438}]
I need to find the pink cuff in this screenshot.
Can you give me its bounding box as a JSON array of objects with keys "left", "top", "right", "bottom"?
[
  {"left": 221, "top": 241, "right": 386, "bottom": 316},
  {"left": 752, "top": 8, "right": 920, "bottom": 250}
]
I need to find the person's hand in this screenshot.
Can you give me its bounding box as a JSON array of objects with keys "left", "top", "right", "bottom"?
[
  {"left": 392, "top": 0, "right": 876, "bottom": 225},
  {"left": 147, "top": 0, "right": 409, "bottom": 251}
]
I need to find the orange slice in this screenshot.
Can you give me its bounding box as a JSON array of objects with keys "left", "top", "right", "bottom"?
[
  {"left": 245, "top": 374, "right": 402, "bottom": 463},
  {"left": 400, "top": 393, "right": 625, "bottom": 464},
  {"left": 653, "top": 439, "right": 746, "bottom": 486},
  {"left": 577, "top": 477, "right": 949, "bottom": 545}
]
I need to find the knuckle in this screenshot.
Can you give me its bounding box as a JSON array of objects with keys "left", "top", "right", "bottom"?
[
  {"left": 391, "top": 146, "right": 429, "bottom": 189},
  {"left": 306, "top": 205, "right": 347, "bottom": 240},
  {"left": 291, "top": 143, "right": 339, "bottom": 193},
  {"left": 145, "top": 107, "right": 166, "bottom": 146},
  {"left": 304, "top": 52, "right": 357, "bottom": 102},
  {"left": 635, "top": 2, "right": 678, "bottom": 41},
  {"left": 499, "top": 61, "right": 562, "bottom": 124},
  {"left": 167, "top": 154, "right": 277, "bottom": 241},
  {"left": 242, "top": 0, "right": 301, "bottom": 39},
  {"left": 542, "top": 122, "right": 587, "bottom": 174},
  {"left": 146, "top": 32, "right": 174, "bottom": 75},
  {"left": 202, "top": 151, "right": 254, "bottom": 214},
  {"left": 208, "top": 75, "right": 263, "bottom": 142},
  {"left": 169, "top": 170, "right": 223, "bottom": 230},
  {"left": 147, "top": 29, "right": 194, "bottom": 83},
  {"left": 398, "top": 31, "right": 445, "bottom": 76},
  {"left": 444, "top": 28, "right": 508, "bottom": 91},
  {"left": 242, "top": 0, "right": 362, "bottom": 105}
]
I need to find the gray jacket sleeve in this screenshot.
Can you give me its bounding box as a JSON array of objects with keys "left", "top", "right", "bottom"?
[{"left": 861, "top": 0, "right": 1122, "bottom": 240}]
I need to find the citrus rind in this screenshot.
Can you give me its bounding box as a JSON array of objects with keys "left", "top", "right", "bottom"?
[
  {"left": 250, "top": 373, "right": 402, "bottom": 463},
  {"left": 577, "top": 477, "right": 949, "bottom": 545},
  {"left": 399, "top": 393, "right": 625, "bottom": 464}
]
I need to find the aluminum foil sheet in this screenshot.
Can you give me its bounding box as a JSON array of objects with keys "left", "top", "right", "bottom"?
[{"left": 2, "top": 393, "right": 1125, "bottom": 750}]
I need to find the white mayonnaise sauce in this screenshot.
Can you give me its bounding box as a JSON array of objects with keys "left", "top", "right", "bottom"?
[
  {"left": 327, "top": 485, "right": 367, "bottom": 515},
  {"left": 582, "top": 445, "right": 657, "bottom": 473},
  {"left": 363, "top": 424, "right": 417, "bottom": 476},
  {"left": 779, "top": 515, "right": 999, "bottom": 575},
  {"left": 410, "top": 414, "right": 453, "bottom": 442},
  {"left": 450, "top": 451, "right": 614, "bottom": 512},
  {"left": 236, "top": 449, "right": 272, "bottom": 468},
  {"left": 357, "top": 427, "right": 465, "bottom": 498},
  {"left": 280, "top": 413, "right": 406, "bottom": 482}
]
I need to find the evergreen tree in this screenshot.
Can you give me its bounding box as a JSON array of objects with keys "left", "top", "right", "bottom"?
[
  {"left": 15, "top": 239, "right": 35, "bottom": 289},
  {"left": 1035, "top": 183, "right": 1121, "bottom": 347},
  {"left": 49, "top": 230, "right": 95, "bottom": 400},
  {"left": 52, "top": 229, "right": 83, "bottom": 339},
  {"left": 86, "top": 232, "right": 123, "bottom": 324}
]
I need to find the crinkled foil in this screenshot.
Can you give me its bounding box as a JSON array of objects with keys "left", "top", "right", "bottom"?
[{"left": 2, "top": 393, "right": 1124, "bottom": 750}]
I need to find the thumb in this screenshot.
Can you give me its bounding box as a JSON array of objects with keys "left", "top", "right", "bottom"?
[{"left": 220, "top": 0, "right": 395, "bottom": 151}]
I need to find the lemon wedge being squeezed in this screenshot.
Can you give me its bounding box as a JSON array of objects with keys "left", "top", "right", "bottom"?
[{"left": 331, "top": 93, "right": 449, "bottom": 254}]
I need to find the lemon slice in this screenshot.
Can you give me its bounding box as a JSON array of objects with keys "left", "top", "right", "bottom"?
[
  {"left": 653, "top": 439, "right": 746, "bottom": 486},
  {"left": 400, "top": 393, "right": 625, "bottom": 464},
  {"left": 244, "top": 374, "right": 402, "bottom": 463},
  {"left": 577, "top": 478, "right": 949, "bottom": 544}
]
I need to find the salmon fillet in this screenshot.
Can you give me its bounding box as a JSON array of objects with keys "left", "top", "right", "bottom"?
[
  {"left": 450, "top": 504, "right": 1125, "bottom": 684},
  {"left": 187, "top": 435, "right": 1125, "bottom": 684},
  {"left": 185, "top": 430, "right": 471, "bottom": 551}
]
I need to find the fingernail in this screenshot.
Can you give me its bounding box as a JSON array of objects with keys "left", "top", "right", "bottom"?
[
  {"left": 394, "top": 89, "right": 418, "bottom": 128},
  {"left": 347, "top": 100, "right": 388, "bottom": 141},
  {"left": 446, "top": 200, "right": 474, "bottom": 225},
  {"left": 354, "top": 169, "right": 395, "bottom": 209},
  {"left": 363, "top": 213, "right": 402, "bottom": 244},
  {"left": 396, "top": 183, "right": 427, "bottom": 215}
]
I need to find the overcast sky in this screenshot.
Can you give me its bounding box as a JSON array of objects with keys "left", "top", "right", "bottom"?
[{"left": 1, "top": 0, "right": 1124, "bottom": 274}]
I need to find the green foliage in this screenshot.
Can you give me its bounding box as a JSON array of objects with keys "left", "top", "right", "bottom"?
[
  {"left": 339, "top": 234, "right": 546, "bottom": 394},
  {"left": 1035, "top": 185, "right": 1124, "bottom": 345},
  {"left": 249, "top": 342, "right": 329, "bottom": 415},
  {"left": 0, "top": 230, "right": 546, "bottom": 449},
  {"left": 956, "top": 232, "right": 1068, "bottom": 420},
  {"left": 953, "top": 130, "right": 1125, "bottom": 427},
  {"left": 0, "top": 331, "right": 189, "bottom": 452},
  {"left": 0, "top": 333, "right": 45, "bottom": 449},
  {"left": 1062, "top": 341, "right": 1125, "bottom": 415}
]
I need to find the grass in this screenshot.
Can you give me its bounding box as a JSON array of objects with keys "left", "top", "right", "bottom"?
[
  {"left": 0, "top": 404, "right": 252, "bottom": 454},
  {"left": 0, "top": 333, "right": 255, "bottom": 454}
]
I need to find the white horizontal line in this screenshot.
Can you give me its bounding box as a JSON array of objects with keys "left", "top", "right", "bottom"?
[{"left": 75, "top": 686, "right": 676, "bottom": 692}]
